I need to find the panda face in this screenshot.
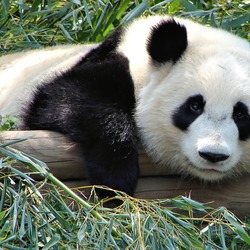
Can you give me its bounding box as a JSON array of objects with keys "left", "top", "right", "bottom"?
[
  {"left": 136, "top": 31, "right": 250, "bottom": 181},
  {"left": 174, "top": 94, "right": 243, "bottom": 180}
]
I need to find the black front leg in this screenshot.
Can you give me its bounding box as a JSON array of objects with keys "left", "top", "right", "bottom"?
[
  {"left": 74, "top": 108, "right": 139, "bottom": 198},
  {"left": 83, "top": 141, "right": 139, "bottom": 198}
]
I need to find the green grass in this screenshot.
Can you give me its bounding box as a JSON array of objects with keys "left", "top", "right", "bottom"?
[
  {"left": 0, "top": 0, "right": 249, "bottom": 54},
  {"left": 0, "top": 145, "right": 250, "bottom": 249},
  {"left": 0, "top": 0, "right": 250, "bottom": 248}
]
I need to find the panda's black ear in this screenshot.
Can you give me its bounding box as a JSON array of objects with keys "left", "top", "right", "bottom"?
[{"left": 147, "top": 19, "right": 188, "bottom": 64}]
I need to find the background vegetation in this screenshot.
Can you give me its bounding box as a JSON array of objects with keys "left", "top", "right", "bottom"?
[
  {"left": 0, "top": 0, "right": 250, "bottom": 249},
  {"left": 0, "top": 0, "right": 249, "bottom": 54}
]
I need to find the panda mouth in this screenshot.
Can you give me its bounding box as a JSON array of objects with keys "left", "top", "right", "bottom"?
[
  {"left": 200, "top": 165, "right": 224, "bottom": 172},
  {"left": 183, "top": 155, "right": 231, "bottom": 179},
  {"left": 196, "top": 156, "right": 230, "bottom": 173},
  {"left": 198, "top": 167, "right": 223, "bottom": 173},
  {"left": 189, "top": 158, "right": 227, "bottom": 172},
  {"left": 190, "top": 161, "right": 228, "bottom": 177}
]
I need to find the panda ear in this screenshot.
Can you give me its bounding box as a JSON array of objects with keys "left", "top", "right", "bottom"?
[{"left": 147, "top": 19, "right": 188, "bottom": 64}]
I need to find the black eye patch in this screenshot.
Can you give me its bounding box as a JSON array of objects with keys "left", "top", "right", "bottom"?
[
  {"left": 172, "top": 94, "right": 205, "bottom": 131},
  {"left": 233, "top": 102, "right": 250, "bottom": 140}
]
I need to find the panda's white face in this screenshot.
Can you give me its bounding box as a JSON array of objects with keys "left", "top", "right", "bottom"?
[{"left": 136, "top": 43, "right": 250, "bottom": 180}]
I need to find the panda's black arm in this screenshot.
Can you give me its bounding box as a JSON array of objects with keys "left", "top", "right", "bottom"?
[
  {"left": 84, "top": 143, "right": 139, "bottom": 198},
  {"left": 57, "top": 96, "right": 140, "bottom": 197},
  {"left": 25, "top": 103, "right": 140, "bottom": 197},
  {"left": 23, "top": 52, "right": 140, "bottom": 197},
  {"left": 72, "top": 108, "right": 139, "bottom": 197},
  {"left": 25, "top": 99, "right": 140, "bottom": 197}
]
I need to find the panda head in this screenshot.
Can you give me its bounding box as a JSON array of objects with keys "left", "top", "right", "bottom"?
[{"left": 135, "top": 17, "right": 250, "bottom": 181}]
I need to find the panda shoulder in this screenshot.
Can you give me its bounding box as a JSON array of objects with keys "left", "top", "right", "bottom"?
[{"left": 0, "top": 44, "right": 98, "bottom": 117}]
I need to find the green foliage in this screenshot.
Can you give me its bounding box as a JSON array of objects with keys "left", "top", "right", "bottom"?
[
  {"left": 0, "top": 145, "right": 250, "bottom": 248},
  {"left": 0, "top": 0, "right": 249, "bottom": 54},
  {"left": 0, "top": 0, "right": 147, "bottom": 52},
  {"left": 0, "top": 116, "right": 16, "bottom": 131}
]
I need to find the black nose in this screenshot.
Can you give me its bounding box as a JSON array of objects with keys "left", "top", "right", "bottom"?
[{"left": 199, "top": 151, "right": 229, "bottom": 163}]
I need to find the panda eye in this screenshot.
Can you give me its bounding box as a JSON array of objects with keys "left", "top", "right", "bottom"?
[
  {"left": 173, "top": 94, "right": 205, "bottom": 131},
  {"left": 190, "top": 102, "right": 202, "bottom": 114},
  {"left": 234, "top": 111, "right": 244, "bottom": 119},
  {"left": 188, "top": 95, "right": 205, "bottom": 115},
  {"left": 233, "top": 102, "right": 248, "bottom": 120}
]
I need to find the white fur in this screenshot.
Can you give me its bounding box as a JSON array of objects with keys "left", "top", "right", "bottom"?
[
  {"left": 118, "top": 16, "right": 250, "bottom": 96},
  {"left": 134, "top": 17, "right": 250, "bottom": 180},
  {"left": 0, "top": 44, "right": 97, "bottom": 118}
]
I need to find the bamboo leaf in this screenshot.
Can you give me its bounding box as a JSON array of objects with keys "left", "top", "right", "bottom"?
[
  {"left": 122, "top": 1, "right": 148, "bottom": 23},
  {"left": 42, "top": 235, "right": 61, "bottom": 250},
  {"left": 178, "top": 0, "right": 197, "bottom": 11},
  {"left": 224, "top": 211, "right": 250, "bottom": 245},
  {"left": 221, "top": 14, "right": 250, "bottom": 30},
  {"left": 44, "top": 200, "right": 71, "bottom": 230}
]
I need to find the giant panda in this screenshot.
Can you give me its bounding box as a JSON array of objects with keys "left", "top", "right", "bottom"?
[{"left": 1, "top": 16, "right": 250, "bottom": 197}]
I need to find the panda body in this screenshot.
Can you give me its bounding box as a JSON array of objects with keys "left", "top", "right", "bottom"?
[
  {"left": 0, "top": 44, "right": 97, "bottom": 118},
  {"left": 1, "top": 16, "right": 250, "bottom": 196}
]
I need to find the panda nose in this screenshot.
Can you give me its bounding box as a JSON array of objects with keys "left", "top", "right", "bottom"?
[{"left": 199, "top": 151, "right": 229, "bottom": 163}]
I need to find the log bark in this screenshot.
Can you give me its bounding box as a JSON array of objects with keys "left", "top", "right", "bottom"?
[{"left": 0, "top": 130, "right": 249, "bottom": 217}]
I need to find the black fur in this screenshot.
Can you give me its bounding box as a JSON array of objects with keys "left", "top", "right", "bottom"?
[
  {"left": 23, "top": 30, "right": 139, "bottom": 197},
  {"left": 21, "top": 19, "right": 190, "bottom": 197},
  {"left": 233, "top": 102, "right": 250, "bottom": 140},
  {"left": 173, "top": 94, "right": 205, "bottom": 131},
  {"left": 147, "top": 19, "right": 188, "bottom": 63},
  {"left": 79, "top": 28, "right": 124, "bottom": 63}
]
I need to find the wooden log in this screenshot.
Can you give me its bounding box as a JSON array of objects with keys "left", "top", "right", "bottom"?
[
  {"left": 0, "top": 130, "right": 250, "bottom": 217},
  {"left": 0, "top": 130, "right": 87, "bottom": 179},
  {"left": 0, "top": 130, "right": 170, "bottom": 178}
]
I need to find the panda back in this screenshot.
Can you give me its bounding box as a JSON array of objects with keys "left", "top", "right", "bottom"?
[{"left": 0, "top": 44, "right": 97, "bottom": 118}]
